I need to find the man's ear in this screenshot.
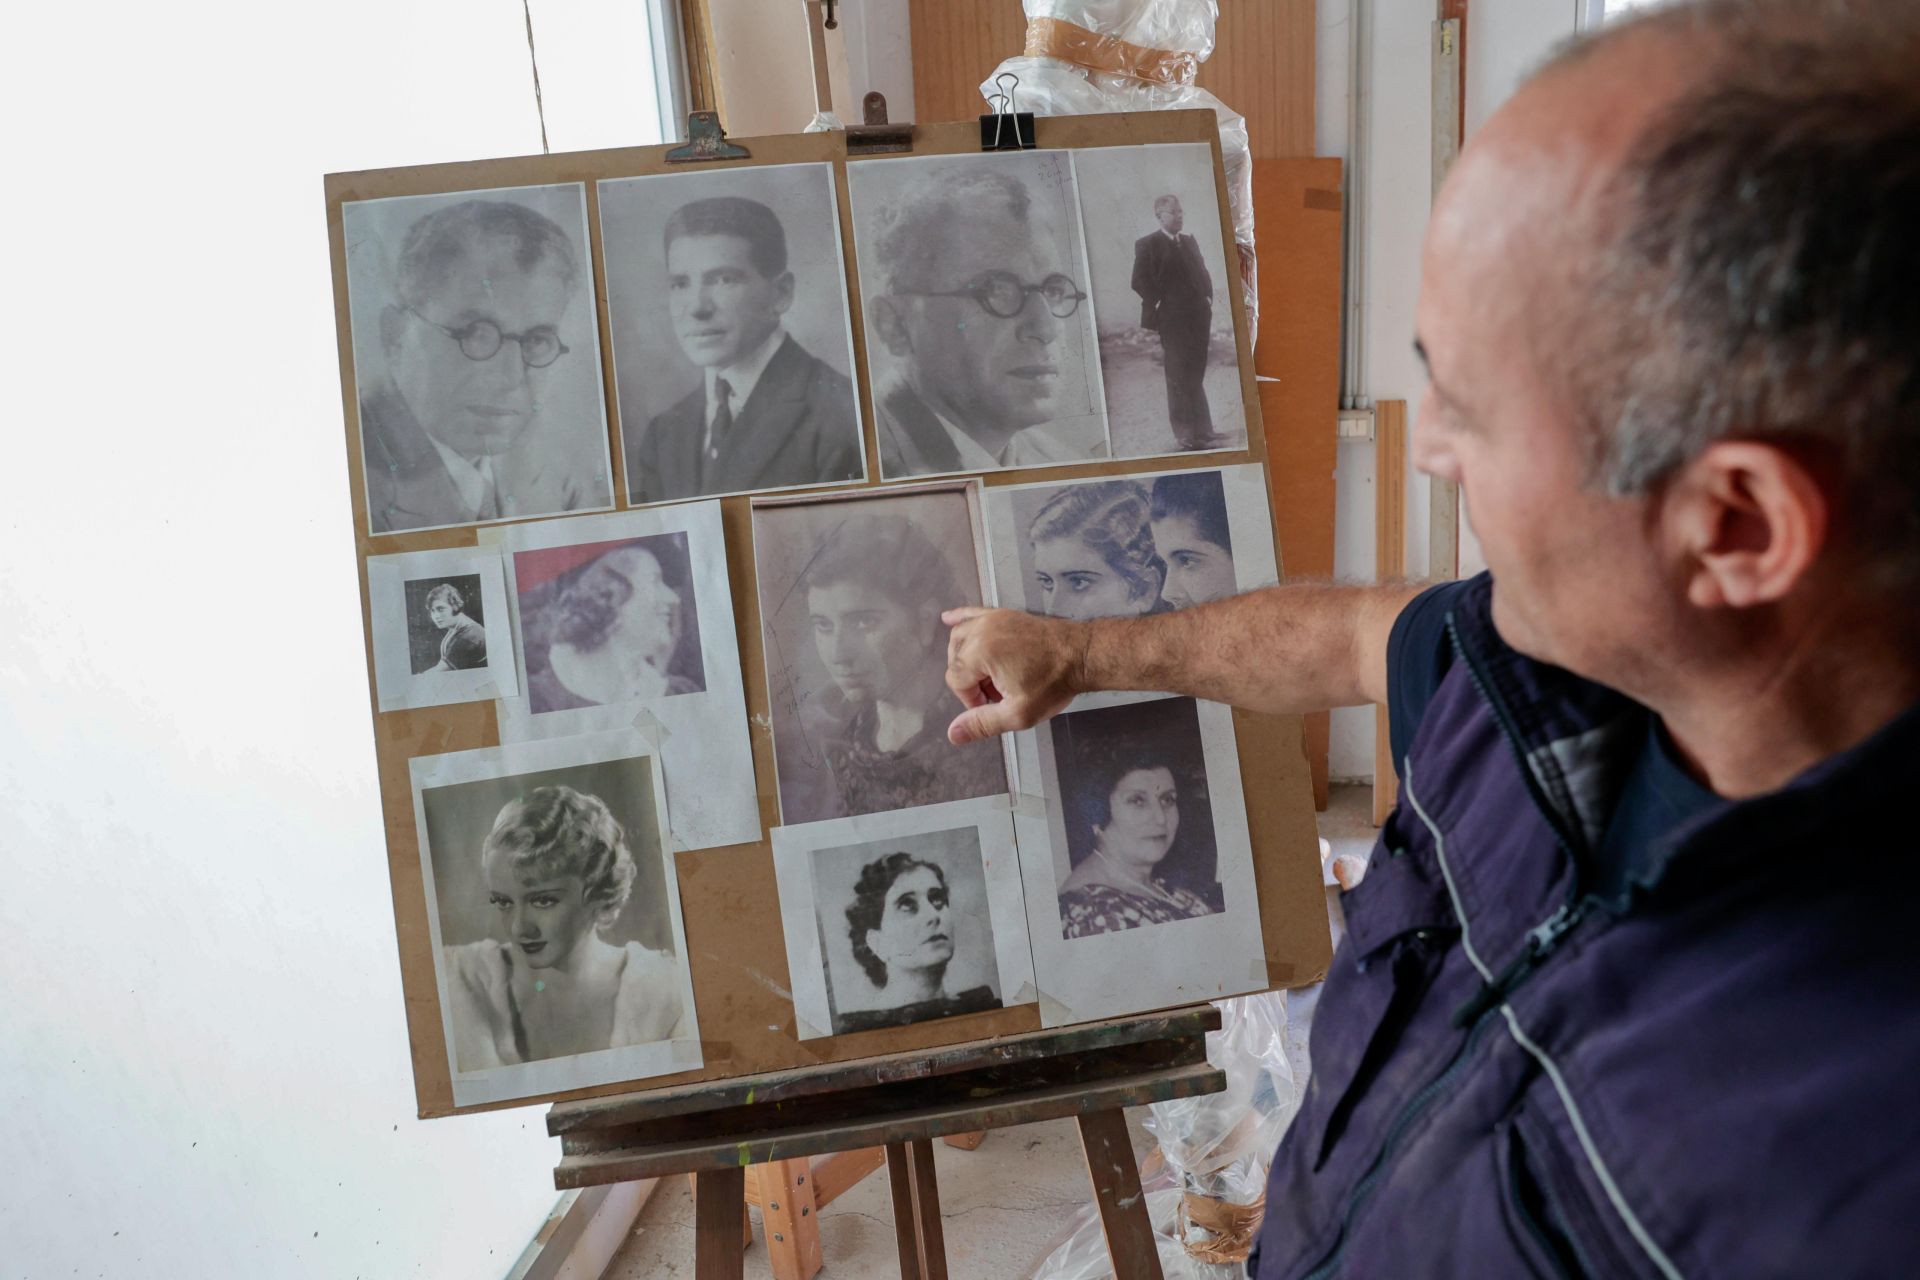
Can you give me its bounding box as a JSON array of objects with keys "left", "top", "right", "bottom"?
[
  {"left": 869, "top": 295, "right": 914, "bottom": 358},
  {"left": 771, "top": 271, "right": 796, "bottom": 316},
  {"left": 1669, "top": 441, "right": 1829, "bottom": 610},
  {"left": 380, "top": 304, "right": 407, "bottom": 357}
]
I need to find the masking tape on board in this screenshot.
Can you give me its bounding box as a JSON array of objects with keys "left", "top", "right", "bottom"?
[
  {"left": 1009, "top": 980, "right": 1040, "bottom": 1009},
  {"left": 793, "top": 1011, "right": 832, "bottom": 1042},
  {"left": 691, "top": 1039, "right": 731, "bottom": 1068},
  {"left": 1014, "top": 790, "right": 1049, "bottom": 819},
  {"left": 1037, "top": 989, "right": 1076, "bottom": 1026},
  {"left": 629, "top": 705, "right": 672, "bottom": 744}
]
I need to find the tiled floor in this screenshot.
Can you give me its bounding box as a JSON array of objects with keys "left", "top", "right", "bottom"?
[{"left": 602, "top": 786, "right": 1376, "bottom": 1279}]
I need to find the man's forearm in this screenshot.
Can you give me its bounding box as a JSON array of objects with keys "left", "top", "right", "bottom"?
[{"left": 1075, "top": 581, "right": 1425, "bottom": 714}]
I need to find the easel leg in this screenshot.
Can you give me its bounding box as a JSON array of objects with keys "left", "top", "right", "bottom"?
[
  {"left": 760, "top": 1156, "right": 823, "bottom": 1280},
  {"left": 693, "top": 1166, "right": 748, "bottom": 1280},
  {"left": 906, "top": 1138, "right": 950, "bottom": 1280},
  {"left": 884, "top": 1143, "right": 924, "bottom": 1280},
  {"left": 1077, "top": 1110, "right": 1165, "bottom": 1280}
]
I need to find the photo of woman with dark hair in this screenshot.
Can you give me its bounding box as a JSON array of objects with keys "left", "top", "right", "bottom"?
[
  {"left": 757, "top": 490, "right": 1007, "bottom": 823},
  {"left": 435, "top": 781, "right": 689, "bottom": 1069},
  {"left": 831, "top": 850, "right": 1000, "bottom": 1034},
  {"left": 1050, "top": 699, "right": 1224, "bottom": 939},
  {"left": 1024, "top": 479, "right": 1165, "bottom": 619},
  {"left": 1147, "top": 470, "right": 1237, "bottom": 608}
]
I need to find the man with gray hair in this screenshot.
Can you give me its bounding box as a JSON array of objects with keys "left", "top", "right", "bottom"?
[
  {"left": 362, "top": 198, "right": 608, "bottom": 533},
  {"left": 943, "top": 0, "right": 1920, "bottom": 1272},
  {"left": 865, "top": 165, "right": 1098, "bottom": 476}
]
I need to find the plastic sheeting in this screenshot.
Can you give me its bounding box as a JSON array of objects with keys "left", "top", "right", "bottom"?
[{"left": 981, "top": 0, "right": 1259, "bottom": 342}]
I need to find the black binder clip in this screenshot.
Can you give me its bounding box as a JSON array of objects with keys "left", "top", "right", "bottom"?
[
  {"left": 665, "top": 111, "right": 751, "bottom": 164},
  {"left": 979, "top": 73, "right": 1036, "bottom": 151}
]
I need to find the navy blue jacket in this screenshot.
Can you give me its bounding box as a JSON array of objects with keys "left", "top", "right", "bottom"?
[{"left": 1251, "top": 573, "right": 1920, "bottom": 1278}]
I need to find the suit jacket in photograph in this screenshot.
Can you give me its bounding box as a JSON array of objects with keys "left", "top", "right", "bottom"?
[
  {"left": 1130, "top": 231, "right": 1215, "bottom": 332},
  {"left": 628, "top": 335, "right": 862, "bottom": 504},
  {"left": 360, "top": 383, "right": 604, "bottom": 534}
]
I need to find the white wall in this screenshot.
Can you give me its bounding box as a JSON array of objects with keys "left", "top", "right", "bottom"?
[
  {"left": 1319, "top": 0, "right": 1581, "bottom": 778},
  {"left": 0, "top": 2, "right": 667, "bottom": 1276}
]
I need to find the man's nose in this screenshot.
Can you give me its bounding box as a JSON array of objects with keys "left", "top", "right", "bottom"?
[
  {"left": 691, "top": 287, "right": 716, "bottom": 317},
  {"left": 1016, "top": 290, "right": 1061, "bottom": 344},
  {"left": 1409, "top": 391, "right": 1460, "bottom": 483}
]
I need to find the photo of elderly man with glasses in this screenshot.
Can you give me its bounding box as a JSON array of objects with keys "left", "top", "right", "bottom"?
[
  {"left": 343, "top": 185, "right": 613, "bottom": 534},
  {"left": 853, "top": 153, "right": 1112, "bottom": 479}
]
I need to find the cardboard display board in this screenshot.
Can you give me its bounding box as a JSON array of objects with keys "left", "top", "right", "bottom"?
[{"left": 326, "top": 110, "right": 1334, "bottom": 1118}]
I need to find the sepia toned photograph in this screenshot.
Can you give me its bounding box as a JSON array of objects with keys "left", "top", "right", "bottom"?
[
  {"left": 1011, "top": 693, "right": 1265, "bottom": 1026},
  {"left": 771, "top": 798, "right": 1034, "bottom": 1040},
  {"left": 1045, "top": 696, "right": 1224, "bottom": 937},
  {"left": 983, "top": 464, "right": 1278, "bottom": 622},
  {"left": 341, "top": 183, "right": 614, "bottom": 534},
  {"left": 845, "top": 150, "right": 1111, "bottom": 479},
  {"left": 494, "top": 504, "right": 761, "bottom": 852},
  {"left": 512, "top": 532, "right": 706, "bottom": 713},
  {"left": 412, "top": 732, "right": 701, "bottom": 1105},
  {"left": 599, "top": 163, "right": 866, "bottom": 505},
  {"left": 752, "top": 485, "right": 1009, "bottom": 824},
  {"left": 1072, "top": 144, "right": 1247, "bottom": 458},
  {"left": 367, "top": 545, "right": 518, "bottom": 712}
]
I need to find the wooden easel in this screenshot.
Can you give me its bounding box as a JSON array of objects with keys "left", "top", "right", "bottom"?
[{"left": 547, "top": 1008, "right": 1224, "bottom": 1279}]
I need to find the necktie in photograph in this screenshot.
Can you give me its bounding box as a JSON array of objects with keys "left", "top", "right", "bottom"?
[{"left": 708, "top": 377, "right": 735, "bottom": 463}]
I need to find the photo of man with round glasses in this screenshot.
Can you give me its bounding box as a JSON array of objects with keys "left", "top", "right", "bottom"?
[
  {"left": 343, "top": 185, "right": 613, "bottom": 534},
  {"left": 852, "top": 152, "right": 1113, "bottom": 479}
]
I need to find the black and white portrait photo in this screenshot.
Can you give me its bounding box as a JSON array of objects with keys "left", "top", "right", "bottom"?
[
  {"left": 1072, "top": 145, "right": 1247, "bottom": 457},
  {"left": 1011, "top": 693, "right": 1265, "bottom": 1026},
  {"left": 984, "top": 464, "right": 1277, "bottom": 625},
  {"left": 367, "top": 546, "right": 518, "bottom": 712},
  {"left": 513, "top": 533, "right": 706, "bottom": 714},
  {"left": 496, "top": 505, "right": 761, "bottom": 853},
  {"left": 771, "top": 798, "right": 1034, "bottom": 1040},
  {"left": 341, "top": 184, "right": 614, "bottom": 534},
  {"left": 412, "top": 733, "right": 700, "bottom": 1104},
  {"left": 599, "top": 164, "right": 866, "bottom": 505},
  {"left": 406, "top": 575, "right": 487, "bottom": 674},
  {"left": 1047, "top": 696, "right": 1224, "bottom": 938},
  {"left": 753, "top": 486, "right": 1008, "bottom": 825},
  {"left": 846, "top": 151, "right": 1111, "bottom": 479}
]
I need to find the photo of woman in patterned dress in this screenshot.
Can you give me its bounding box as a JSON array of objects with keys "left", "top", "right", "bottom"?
[{"left": 1049, "top": 697, "right": 1225, "bottom": 939}]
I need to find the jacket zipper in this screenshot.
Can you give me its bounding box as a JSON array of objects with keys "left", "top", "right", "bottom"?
[{"left": 1293, "top": 616, "right": 1593, "bottom": 1279}]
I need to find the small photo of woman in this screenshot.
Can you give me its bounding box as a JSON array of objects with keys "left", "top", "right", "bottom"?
[
  {"left": 754, "top": 486, "right": 1008, "bottom": 824},
  {"left": 417, "top": 744, "right": 694, "bottom": 1077},
  {"left": 1048, "top": 696, "right": 1225, "bottom": 939},
  {"left": 810, "top": 827, "right": 1004, "bottom": 1036}
]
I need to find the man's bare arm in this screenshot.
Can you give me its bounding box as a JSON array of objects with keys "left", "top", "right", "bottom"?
[{"left": 944, "top": 582, "right": 1425, "bottom": 744}]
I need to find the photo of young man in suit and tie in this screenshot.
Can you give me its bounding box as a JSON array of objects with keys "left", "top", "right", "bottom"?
[
  {"left": 599, "top": 166, "right": 866, "bottom": 505},
  {"left": 342, "top": 185, "right": 615, "bottom": 535},
  {"left": 1072, "top": 144, "right": 1247, "bottom": 458}
]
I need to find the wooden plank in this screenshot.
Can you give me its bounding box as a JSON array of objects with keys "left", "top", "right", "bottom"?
[
  {"left": 1077, "top": 1110, "right": 1165, "bottom": 1280},
  {"left": 885, "top": 1144, "right": 925, "bottom": 1280},
  {"left": 1374, "top": 400, "right": 1408, "bottom": 825},
  {"left": 1428, "top": 18, "right": 1463, "bottom": 583},
  {"left": 694, "top": 1166, "right": 748, "bottom": 1280},
  {"left": 759, "top": 1157, "right": 823, "bottom": 1280},
  {"left": 559, "top": 1031, "right": 1211, "bottom": 1155},
  {"left": 810, "top": 1146, "right": 886, "bottom": 1211},
  {"left": 906, "top": 1139, "right": 950, "bottom": 1280},
  {"left": 549, "top": 1007, "right": 1218, "bottom": 1134},
  {"left": 556, "top": 1060, "right": 1225, "bottom": 1186}
]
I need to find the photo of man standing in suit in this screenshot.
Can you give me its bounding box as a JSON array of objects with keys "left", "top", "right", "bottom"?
[
  {"left": 627, "top": 196, "right": 863, "bottom": 503},
  {"left": 345, "top": 189, "right": 614, "bottom": 534},
  {"left": 1132, "top": 195, "right": 1223, "bottom": 451}
]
